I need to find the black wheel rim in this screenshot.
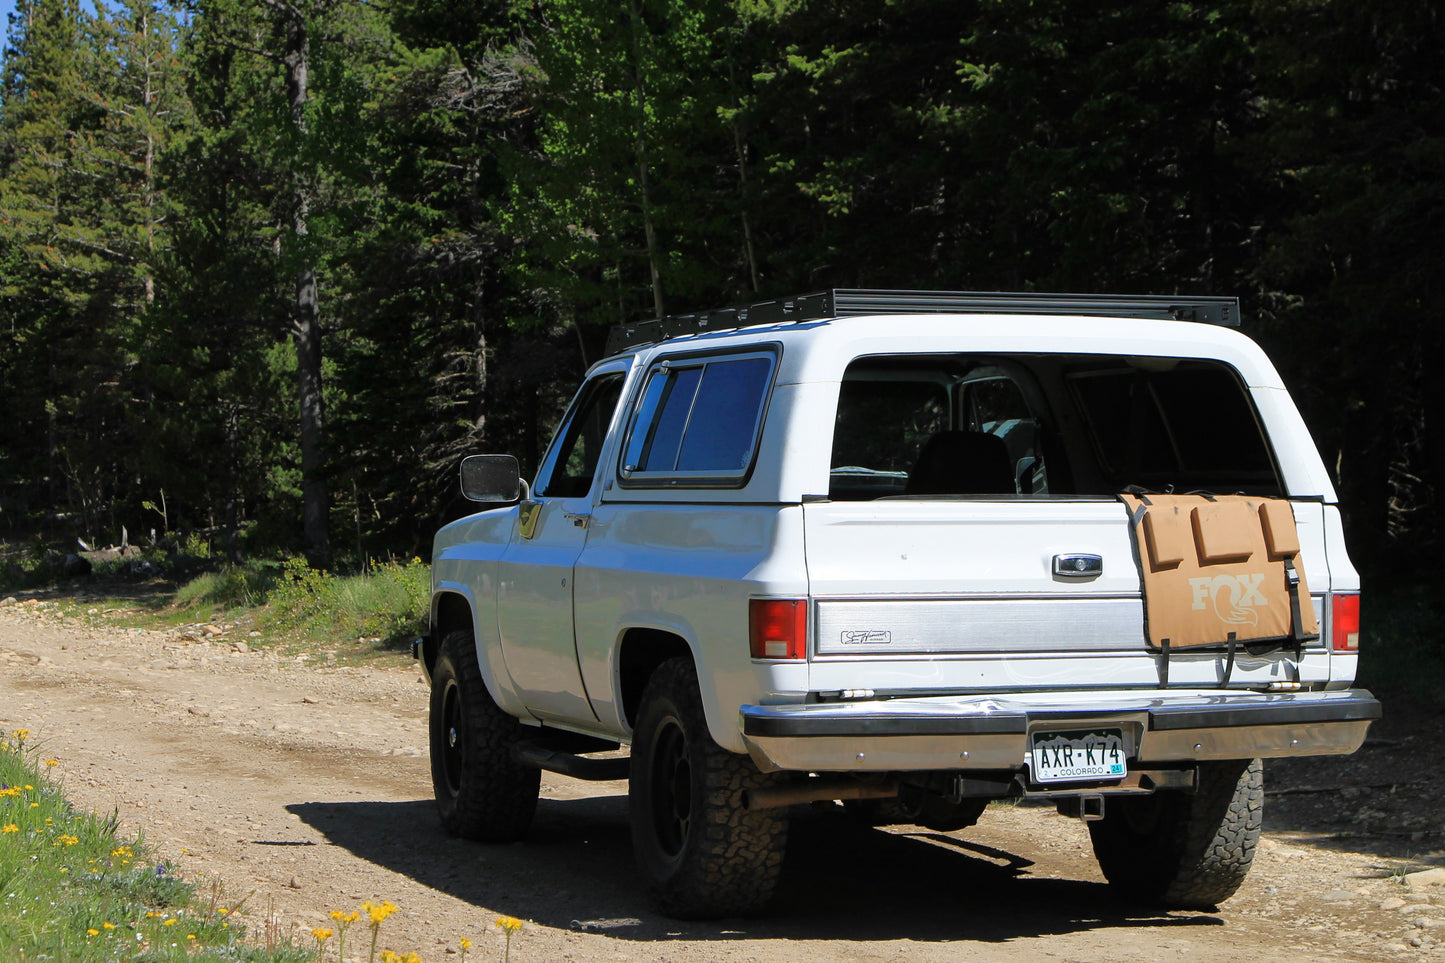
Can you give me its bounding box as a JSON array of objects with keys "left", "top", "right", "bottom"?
[
  {"left": 440, "top": 678, "right": 464, "bottom": 797},
  {"left": 649, "top": 714, "right": 692, "bottom": 859}
]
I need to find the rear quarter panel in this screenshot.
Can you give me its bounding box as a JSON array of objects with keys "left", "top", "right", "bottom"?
[{"left": 573, "top": 502, "right": 810, "bottom": 752}]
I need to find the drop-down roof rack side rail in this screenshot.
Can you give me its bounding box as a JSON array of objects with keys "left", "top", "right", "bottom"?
[{"left": 604, "top": 288, "right": 1241, "bottom": 354}]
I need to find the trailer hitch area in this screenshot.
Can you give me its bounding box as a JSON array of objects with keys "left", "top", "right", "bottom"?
[{"left": 1056, "top": 794, "right": 1106, "bottom": 822}]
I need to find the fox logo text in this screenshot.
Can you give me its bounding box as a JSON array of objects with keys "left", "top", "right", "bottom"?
[{"left": 1188, "top": 573, "right": 1267, "bottom": 626}]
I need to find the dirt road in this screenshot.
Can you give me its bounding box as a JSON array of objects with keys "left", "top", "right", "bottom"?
[{"left": 2, "top": 597, "right": 1442, "bottom": 962}]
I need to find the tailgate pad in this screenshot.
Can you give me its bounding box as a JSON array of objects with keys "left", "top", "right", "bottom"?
[{"left": 1120, "top": 493, "right": 1320, "bottom": 650}]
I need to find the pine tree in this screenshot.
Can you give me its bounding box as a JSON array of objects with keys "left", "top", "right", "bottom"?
[{"left": 0, "top": 0, "right": 192, "bottom": 540}]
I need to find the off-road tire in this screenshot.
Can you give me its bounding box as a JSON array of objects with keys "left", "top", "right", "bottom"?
[
  {"left": 1088, "top": 757, "right": 1263, "bottom": 908},
  {"left": 629, "top": 657, "right": 788, "bottom": 919},
  {"left": 429, "top": 628, "right": 540, "bottom": 841}
]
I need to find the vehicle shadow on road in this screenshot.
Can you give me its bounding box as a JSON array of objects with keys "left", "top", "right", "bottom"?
[
  {"left": 288, "top": 793, "right": 1222, "bottom": 944},
  {"left": 1261, "top": 698, "right": 1445, "bottom": 866}
]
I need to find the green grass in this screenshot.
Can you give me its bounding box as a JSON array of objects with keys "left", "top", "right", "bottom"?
[
  {"left": 256, "top": 557, "right": 429, "bottom": 658},
  {"left": 9, "top": 553, "right": 431, "bottom": 666},
  {"left": 0, "top": 730, "right": 310, "bottom": 962},
  {"left": 173, "top": 564, "right": 276, "bottom": 610}
]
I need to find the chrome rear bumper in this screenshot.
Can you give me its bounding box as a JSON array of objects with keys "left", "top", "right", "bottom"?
[{"left": 738, "top": 688, "right": 1380, "bottom": 773}]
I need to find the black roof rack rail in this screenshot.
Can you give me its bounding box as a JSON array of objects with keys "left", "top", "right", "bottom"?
[{"left": 604, "top": 288, "right": 1240, "bottom": 354}]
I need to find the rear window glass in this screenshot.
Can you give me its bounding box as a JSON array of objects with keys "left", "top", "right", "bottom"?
[
  {"left": 826, "top": 353, "right": 1277, "bottom": 501},
  {"left": 1068, "top": 362, "right": 1278, "bottom": 492},
  {"left": 832, "top": 380, "right": 948, "bottom": 475},
  {"left": 828, "top": 357, "right": 1047, "bottom": 500},
  {"left": 622, "top": 353, "right": 774, "bottom": 484}
]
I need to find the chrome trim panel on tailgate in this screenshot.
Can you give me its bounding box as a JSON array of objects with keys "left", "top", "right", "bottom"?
[
  {"left": 813, "top": 595, "right": 1328, "bottom": 656},
  {"left": 815, "top": 597, "right": 1143, "bottom": 654}
]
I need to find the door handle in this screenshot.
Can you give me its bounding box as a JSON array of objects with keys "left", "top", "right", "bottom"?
[
  {"left": 564, "top": 513, "right": 590, "bottom": 529},
  {"left": 1053, "top": 554, "right": 1102, "bottom": 579}
]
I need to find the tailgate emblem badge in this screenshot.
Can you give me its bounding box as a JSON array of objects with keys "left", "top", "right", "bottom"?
[{"left": 840, "top": 630, "right": 892, "bottom": 645}]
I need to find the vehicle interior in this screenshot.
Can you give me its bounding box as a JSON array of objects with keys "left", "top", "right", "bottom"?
[{"left": 827, "top": 353, "right": 1283, "bottom": 500}]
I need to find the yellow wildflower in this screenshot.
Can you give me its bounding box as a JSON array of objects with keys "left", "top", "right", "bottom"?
[
  {"left": 163, "top": 918, "right": 178, "bottom": 927},
  {"left": 497, "top": 916, "right": 523, "bottom": 963},
  {"left": 460, "top": 937, "right": 472, "bottom": 950},
  {"left": 102, "top": 922, "right": 115, "bottom": 930},
  {"left": 87, "top": 928, "right": 99, "bottom": 937},
  {"left": 13, "top": 729, "right": 29, "bottom": 743},
  {"left": 44, "top": 759, "right": 58, "bottom": 767},
  {"left": 365, "top": 900, "right": 398, "bottom": 925},
  {"left": 311, "top": 927, "right": 333, "bottom": 943},
  {"left": 2, "top": 824, "right": 18, "bottom": 834}
]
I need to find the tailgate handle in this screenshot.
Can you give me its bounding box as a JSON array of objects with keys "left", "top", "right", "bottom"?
[{"left": 1053, "top": 554, "right": 1103, "bottom": 580}]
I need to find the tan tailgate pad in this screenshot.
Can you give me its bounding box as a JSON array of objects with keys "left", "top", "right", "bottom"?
[{"left": 1120, "top": 493, "right": 1320, "bottom": 650}]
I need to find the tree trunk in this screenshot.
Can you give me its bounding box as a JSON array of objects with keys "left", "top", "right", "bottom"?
[
  {"left": 725, "top": 47, "right": 759, "bottom": 294},
  {"left": 141, "top": 4, "right": 155, "bottom": 304},
  {"left": 281, "top": 4, "right": 330, "bottom": 567},
  {"left": 627, "top": 0, "right": 664, "bottom": 318}
]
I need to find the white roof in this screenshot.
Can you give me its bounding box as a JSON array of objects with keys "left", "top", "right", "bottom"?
[{"left": 619, "top": 313, "right": 1285, "bottom": 389}]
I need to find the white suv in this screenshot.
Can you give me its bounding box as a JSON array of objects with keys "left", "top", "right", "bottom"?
[{"left": 417, "top": 290, "right": 1379, "bottom": 919}]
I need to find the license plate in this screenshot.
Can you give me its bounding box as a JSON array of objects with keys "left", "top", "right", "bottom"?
[{"left": 1029, "top": 728, "right": 1128, "bottom": 784}]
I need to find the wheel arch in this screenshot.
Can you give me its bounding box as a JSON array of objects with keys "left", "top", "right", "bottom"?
[
  {"left": 428, "top": 590, "right": 474, "bottom": 678},
  {"left": 618, "top": 627, "right": 693, "bottom": 730},
  {"left": 430, "top": 585, "right": 529, "bottom": 717}
]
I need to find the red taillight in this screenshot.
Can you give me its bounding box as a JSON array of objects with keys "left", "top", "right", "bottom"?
[
  {"left": 1332, "top": 593, "right": 1360, "bottom": 651},
  {"left": 749, "top": 598, "right": 807, "bottom": 660}
]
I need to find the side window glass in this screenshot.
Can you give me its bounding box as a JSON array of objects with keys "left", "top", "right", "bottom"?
[
  {"left": 621, "top": 353, "right": 774, "bottom": 484},
  {"left": 635, "top": 366, "right": 703, "bottom": 472},
  {"left": 678, "top": 357, "right": 772, "bottom": 471},
  {"left": 535, "top": 373, "right": 625, "bottom": 498}
]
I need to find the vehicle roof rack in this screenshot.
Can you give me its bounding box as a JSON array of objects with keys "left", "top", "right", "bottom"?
[{"left": 604, "top": 288, "right": 1241, "bottom": 354}]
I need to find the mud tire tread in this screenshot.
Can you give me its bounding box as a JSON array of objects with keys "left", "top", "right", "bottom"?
[
  {"left": 429, "top": 628, "right": 540, "bottom": 842},
  {"left": 630, "top": 657, "right": 787, "bottom": 919},
  {"left": 1089, "top": 757, "right": 1262, "bottom": 909}
]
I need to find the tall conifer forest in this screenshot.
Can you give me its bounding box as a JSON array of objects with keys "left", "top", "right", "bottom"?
[{"left": 0, "top": 0, "right": 1440, "bottom": 575}]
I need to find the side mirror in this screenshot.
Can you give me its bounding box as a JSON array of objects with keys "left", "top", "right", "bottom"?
[{"left": 460, "top": 454, "right": 528, "bottom": 503}]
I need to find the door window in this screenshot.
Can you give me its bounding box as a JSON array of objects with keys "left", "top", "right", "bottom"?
[{"left": 534, "top": 372, "right": 626, "bottom": 498}]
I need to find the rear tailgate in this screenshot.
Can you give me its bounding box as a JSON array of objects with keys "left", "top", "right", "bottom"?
[{"left": 801, "top": 498, "right": 1331, "bottom": 694}]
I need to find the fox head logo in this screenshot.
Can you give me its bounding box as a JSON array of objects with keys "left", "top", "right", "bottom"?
[{"left": 1188, "top": 573, "right": 1268, "bottom": 626}]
